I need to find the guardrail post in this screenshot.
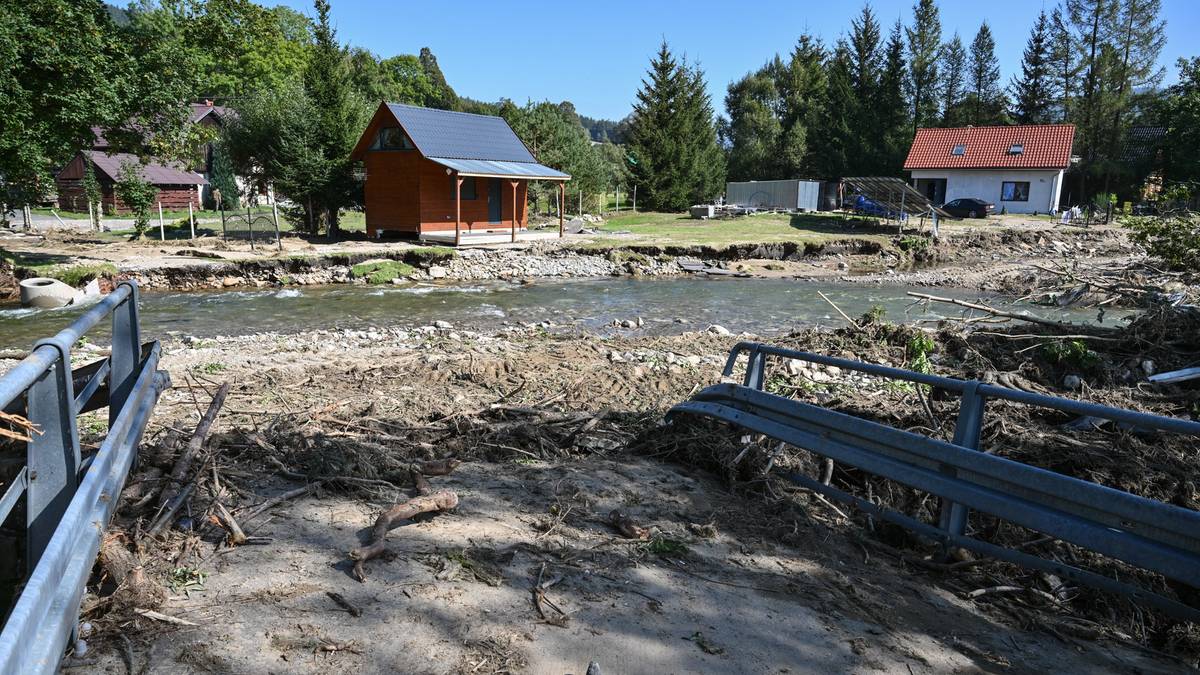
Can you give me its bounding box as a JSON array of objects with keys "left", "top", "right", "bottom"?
[
  {"left": 743, "top": 347, "right": 766, "bottom": 390},
  {"left": 938, "top": 381, "right": 986, "bottom": 540},
  {"left": 25, "top": 343, "right": 80, "bottom": 570},
  {"left": 109, "top": 282, "right": 141, "bottom": 429}
]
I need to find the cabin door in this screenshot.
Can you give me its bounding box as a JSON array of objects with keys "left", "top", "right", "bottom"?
[{"left": 488, "top": 178, "right": 502, "bottom": 223}]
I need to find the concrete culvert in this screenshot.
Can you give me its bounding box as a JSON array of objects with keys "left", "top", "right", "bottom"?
[{"left": 18, "top": 277, "right": 80, "bottom": 308}]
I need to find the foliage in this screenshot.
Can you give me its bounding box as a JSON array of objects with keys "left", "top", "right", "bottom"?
[
  {"left": 906, "top": 0, "right": 942, "bottom": 133},
  {"left": 627, "top": 41, "right": 725, "bottom": 212},
  {"left": 82, "top": 154, "right": 102, "bottom": 227},
  {"left": 1124, "top": 215, "right": 1200, "bottom": 271},
  {"left": 965, "top": 22, "right": 1008, "bottom": 125},
  {"left": 939, "top": 34, "right": 967, "bottom": 125},
  {"left": 418, "top": 47, "right": 459, "bottom": 110},
  {"left": 499, "top": 100, "right": 606, "bottom": 206},
  {"left": 578, "top": 114, "right": 630, "bottom": 143},
  {"left": 907, "top": 332, "right": 936, "bottom": 374},
  {"left": 207, "top": 140, "right": 239, "bottom": 210},
  {"left": 1158, "top": 57, "right": 1200, "bottom": 184},
  {"left": 1039, "top": 339, "right": 1101, "bottom": 369},
  {"left": 0, "top": 0, "right": 197, "bottom": 207},
  {"left": 113, "top": 161, "right": 158, "bottom": 237},
  {"left": 1011, "top": 10, "right": 1055, "bottom": 124},
  {"left": 351, "top": 260, "right": 414, "bottom": 284}
]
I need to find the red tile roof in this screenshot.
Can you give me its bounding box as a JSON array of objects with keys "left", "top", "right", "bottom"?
[{"left": 904, "top": 124, "right": 1075, "bottom": 170}]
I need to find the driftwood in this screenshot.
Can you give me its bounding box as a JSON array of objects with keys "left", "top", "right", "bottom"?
[
  {"left": 348, "top": 464, "right": 460, "bottom": 582},
  {"left": 146, "top": 482, "right": 196, "bottom": 536},
  {"left": 157, "top": 382, "right": 230, "bottom": 510},
  {"left": 211, "top": 501, "right": 248, "bottom": 546},
  {"left": 607, "top": 510, "right": 650, "bottom": 540},
  {"left": 907, "top": 291, "right": 1115, "bottom": 332}
]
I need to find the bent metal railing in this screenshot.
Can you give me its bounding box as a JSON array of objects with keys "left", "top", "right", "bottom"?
[
  {"left": 0, "top": 280, "right": 170, "bottom": 674},
  {"left": 668, "top": 341, "right": 1200, "bottom": 622}
]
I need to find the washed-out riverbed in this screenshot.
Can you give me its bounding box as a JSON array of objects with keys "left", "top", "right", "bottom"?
[{"left": 0, "top": 276, "right": 1124, "bottom": 350}]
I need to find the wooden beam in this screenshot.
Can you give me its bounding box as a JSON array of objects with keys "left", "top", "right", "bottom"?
[
  {"left": 455, "top": 176, "right": 463, "bottom": 247},
  {"left": 511, "top": 180, "right": 519, "bottom": 243}
]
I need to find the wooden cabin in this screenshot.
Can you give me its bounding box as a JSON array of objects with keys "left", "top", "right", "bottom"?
[
  {"left": 55, "top": 150, "right": 205, "bottom": 214},
  {"left": 350, "top": 103, "right": 570, "bottom": 245}
]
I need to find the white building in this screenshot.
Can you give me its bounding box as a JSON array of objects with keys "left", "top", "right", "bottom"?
[{"left": 904, "top": 124, "right": 1075, "bottom": 214}]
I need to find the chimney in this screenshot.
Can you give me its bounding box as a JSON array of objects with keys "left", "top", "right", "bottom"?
[{"left": 204, "top": 99, "right": 213, "bottom": 107}]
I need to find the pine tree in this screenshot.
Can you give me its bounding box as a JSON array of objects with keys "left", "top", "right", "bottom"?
[
  {"left": 419, "top": 47, "right": 459, "bottom": 111},
  {"left": 1049, "top": 5, "right": 1076, "bottom": 123},
  {"left": 939, "top": 34, "right": 967, "bottom": 125},
  {"left": 723, "top": 68, "right": 783, "bottom": 181},
  {"left": 848, "top": 5, "right": 882, "bottom": 175},
  {"left": 1104, "top": 0, "right": 1166, "bottom": 176},
  {"left": 815, "top": 40, "right": 856, "bottom": 179},
  {"left": 1068, "top": 0, "right": 1119, "bottom": 197},
  {"left": 877, "top": 21, "right": 910, "bottom": 174},
  {"left": 967, "top": 22, "right": 1005, "bottom": 125},
  {"left": 303, "top": 0, "right": 367, "bottom": 235},
  {"left": 906, "top": 0, "right": 942, "bottom": 135},
  {"left": 628, "top": 42, "right": 724, "bottom": 211},
  {"left": 779, "top": 35, "right": 827, "bottom": 177},
  {"left": 208, "top": 140, "right": 239, "bottom": 210},
  {"left": 1011, "top": 10, "right": 1055, "bottom": 124}
]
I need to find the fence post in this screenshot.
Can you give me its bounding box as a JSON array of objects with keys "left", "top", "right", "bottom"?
[
  {"left": 247, "top": 205, "right": 255, "bottom": 251},
  {"left": 25, "top": 343, "right": 80, "bottom": 571},
  {"left": 158, "top": 202, "right": 165, "bottom": 240},
  {"left": 109, "top": 283, "right": 141, "bottom": 429},
  {"left": 188, "top": 201, "right": 195, "bottom": 240},
  {"left": 87, "top": 201, "right": 95, "bottom": 232},
  {"left": 578, "top": 189, "right": 582, "bottom": 216},
  {"left": 633, "top": 185, "right": 637, "bottom": 213},
  {"left": 272, "top": 202, "right": 281, "bottom": 251},
  {"left": 937, "top": 382, "right": 986, "bottom": 542}
]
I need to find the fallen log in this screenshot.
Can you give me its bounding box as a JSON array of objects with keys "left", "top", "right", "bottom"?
[
  {"left": 157, "top": 382, "right": 230, "bottom": 509},
  {"left": 349, "top": 464, "right": 460, "bottom": 582},
  {"left": 907, "top": 292, "right": 1115, "bottom": 332}
]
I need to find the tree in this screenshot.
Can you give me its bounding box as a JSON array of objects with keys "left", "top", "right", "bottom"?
[
  {"left": 1102, "top": 0, "right": 1167, "bottom": 191},
  {"left": 814, "top": 41, "right": 856, "bottom": 179},
  {"left": 1011, "top": 10, "right": 1055, "bottom": 123},
  {"left": 722, "top": 67, "right": 783, "bottom": 180},
  {"left": 876, "top": 21, "right": 910, "bottom": 174},
  {"left": 939, "top": 34, "right": 968, "bottom": 125},
  {"left": 628, "top": 42, "right": 724, "bottom": 211},
  {"left": 967, "top": 22, "right": 1007, "bottom": 125},
  {"left": 1068, "top": 0, "right": 1118, "bottom": 196},
  {"left": 114, "top": 161, "right": 157, "bottom": 237},
  {"left": 208, "top": 141, "right": 239, "bottom": 209},
  {"left": 1049, "top": 5, "right": 1077, "bottom": 123},
  {"left": 419, "top": 47, "right": 459, "bottom": 110},
  {"left": 500, "top": 99, "right": 605, "bottom": 208},
  {"left": 0, "top": 0, "right": 197, "bottom": 209},
  {"left": 848, "top": 5, "right": 883, "bottom": 174},
  {"left": 1159, "top": 57, "right": 1200, "bottom": 184},
  {"left": 906, "top": 0, "right": 942, "bottom": 134}
]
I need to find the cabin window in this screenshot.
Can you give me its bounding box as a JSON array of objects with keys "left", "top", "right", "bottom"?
[
  {"left": 374, "top": 127, "right": 413, "bottom": 151},
  {"left": 1008, "top": 143, "right": 1025, "bottom": 155},
  {"left": 1001, "top": 181, "right": 1030, "bottom": 201},
  {"left": 451, "top": 176, "right": 477, "bottom": 200},
  {"left": 951, "top": 144, "right": 966, "bottom": 156}
]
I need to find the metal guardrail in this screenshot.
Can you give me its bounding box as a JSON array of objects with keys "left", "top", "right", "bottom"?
[
  {"left": 0, "top": 280, "right": 170, "bottom": 674},
  {"left": 668, "top": 341, "right": 1200, "bottom": 622}
]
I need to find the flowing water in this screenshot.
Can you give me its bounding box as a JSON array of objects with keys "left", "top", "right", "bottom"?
[{"left": 0, "top": 276, "right": 1124, "bottom": 351}]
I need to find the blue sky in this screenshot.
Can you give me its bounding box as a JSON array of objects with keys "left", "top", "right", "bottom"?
[{"left": 279, "top": 0, "right": 1199, "bottom": 121}]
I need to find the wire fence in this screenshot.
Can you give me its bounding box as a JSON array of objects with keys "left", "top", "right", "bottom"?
[{"left": 218, "top": 205, "right": 282, "bottom": 250}]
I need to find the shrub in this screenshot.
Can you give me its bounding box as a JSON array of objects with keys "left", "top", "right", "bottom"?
[
  {"left": 1125, "top": 215, "right": 1200, "bottom": 272},
  {"left": 351, "top": 260, "right": 414, "bottom": 284},
  {"left": 113, "top": 160, "right": 157, "bottom": 237}
]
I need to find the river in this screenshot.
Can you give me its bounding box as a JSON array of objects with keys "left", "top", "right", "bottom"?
[{"left": 0, "top": 276, "right": 1122, "bottom": 350}]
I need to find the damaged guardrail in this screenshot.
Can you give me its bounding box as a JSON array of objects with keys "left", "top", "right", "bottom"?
[
  {"left": 668, "top": 341, "right": 1200, "bottom": 622},
  {"left": 0, "top": 280, "right": 170, "bottom": 674}
]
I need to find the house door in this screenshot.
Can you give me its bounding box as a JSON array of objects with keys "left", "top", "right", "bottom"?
[{"left": 488, "top": 178, "right": 502, "bottom": 223}]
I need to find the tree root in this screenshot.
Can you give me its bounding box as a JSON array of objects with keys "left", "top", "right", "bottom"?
[{"left": 348, "top": 463, "right": 461, "bottom": 582}]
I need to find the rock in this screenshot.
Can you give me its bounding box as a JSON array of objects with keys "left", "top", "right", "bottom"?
[
  {"left": 1140, "top": 359, "right": 1156, "bottom": 376},
  {"left": 434, "top": 320, "right": 453, "bottom": 329},
  {"left": 635, "top": 316, "right": 644, "bottom": 328},
  {"left": 428, "top": 265, "right": 447, "bottom": 279},
  {"left": 836, "top": 261, "right": 849, "bottom": 271},
  {"left": 608, "top": 351, "right": 623, "bottom": 363},
  {"left": 706, "top": 324, "right": 732, "bottom": 336},
  {"left": 1063, "top": 374, "right": 1083, "bottom": 390},
  {"left": 391, "top": 278, "right": 405, "bottom": 285},
  {"left": 222, "top": 276, "right": 240, "bottom": 287},
  {"left": 620, "top": 319, "right": 636, "bottom": 328}
]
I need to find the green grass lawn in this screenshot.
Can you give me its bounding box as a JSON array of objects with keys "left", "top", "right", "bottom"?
[
  {"left": 581, "top": 211, "right": 901, "bottom": 248},
  {"left": 85, "top": 208, "right": 367, "bottom": 243},
  {"left": 1, "top": 248, "right": 117, "bottom": 286}
]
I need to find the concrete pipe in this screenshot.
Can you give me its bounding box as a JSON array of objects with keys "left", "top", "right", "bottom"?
[{"left": 18, "top": 277, "right": 82, "bottom": 309}]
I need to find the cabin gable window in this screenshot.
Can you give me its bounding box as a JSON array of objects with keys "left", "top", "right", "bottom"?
[{"left": 372, "top": 127, "right": 414, "bottom": 151}]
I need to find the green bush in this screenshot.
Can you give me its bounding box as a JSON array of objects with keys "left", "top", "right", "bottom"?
[
  {"left": 113, "top": 161, "right": 157, "bottom": 237},
  {"left": 351, "top": 260, "right": 414, "bottom": 284},
  {"left": 1125, "top": 215, "right": 1200, "bottom": 272}
]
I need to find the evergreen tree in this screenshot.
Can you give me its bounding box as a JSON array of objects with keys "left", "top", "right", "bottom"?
[
  {"left": 419, "top": 47, "right": 459, "bottom": 110},
  {"left": 302, "top": 0, "right": 368, "bottom": 234},
  {"left": 815, "top": 41, "right": 856, "bottom": 179},
  {"left": 208, "top": 140, "right": 239, "bottom": 210},
  {"left": 1049, "top": 5, "right": 1077, "bottom": 122},
  {"left": 906, "top": 0, "right": 942, "bottom": 134},
  {"left": 1159, "top": 57, "right": 1200, "bottom": 183},
  {"left": 1103, "top": 0, "right": 1166, "bottom": 186},
  {"left": 1068, "top": 0, "right": 1118, "bottom": 192},
  {"left": 723, "top": 68, "right": 783, "bottom": 180},
  {"left": 967, "top": 22, "right": 1006, "bottom": 125},
  {"left": 628, "top": 42, "right": 724, "bottom": 211},
  {"left": 939, "top": 34, "right": 968, "bottom": 125},
  {"left": 876, "top": 21, "right": 910, "bottom": 174},
  {"left": 779, "top": 35, "right": 827, "bottom": 177},
  {"left": 1011, "top": 10, "right": 1055, "bottom": 123}
]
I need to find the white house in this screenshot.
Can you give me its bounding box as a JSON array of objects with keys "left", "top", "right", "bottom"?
[{"left": 904, "top": 124, "right": 1075, "bottom": 214}]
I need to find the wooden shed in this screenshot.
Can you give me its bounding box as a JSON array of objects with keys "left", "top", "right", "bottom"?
[
  {"left": 350, "top": 103, "right": 570, "bottom": 245},
  {"left": 55, "top": 150, "right": 206, "bottom": 214}
]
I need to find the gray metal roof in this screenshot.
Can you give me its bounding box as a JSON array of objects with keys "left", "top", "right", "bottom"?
[
  {"left": 428, "top": 157, "right": 570, "bottom": 180},
  {"left": 386, "top": 103, "right": 536, "bottom": 162},
  {"left": 84, "top": 151, "right": 207, "bottom": 186}
]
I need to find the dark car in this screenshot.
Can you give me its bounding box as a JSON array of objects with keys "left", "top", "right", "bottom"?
[{"left": 941, "top": 198, "right": 994, "bottom": 218}]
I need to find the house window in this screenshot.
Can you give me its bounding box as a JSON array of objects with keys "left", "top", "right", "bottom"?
[
  {"left": 451, "top": 176, "right": 477, "bottom": 200},
  {"left": 374, "top": 127, "right": 413, "bottom": 150},
  {"left": 1001, "top": 181, "right": 1030, "bottom": 201},
  {"left": 1008, "top": 143, "right": 1024, "bottom": 155},
  {"left": 951, "top": 144, "right": 966, "bottom": 156}
]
